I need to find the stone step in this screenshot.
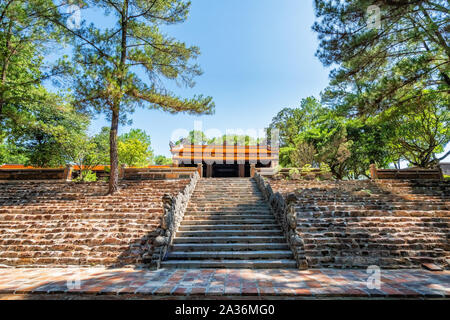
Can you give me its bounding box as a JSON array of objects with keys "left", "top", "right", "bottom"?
[
  {"left": 181, "top": 218, "right": 277, "bottom": 225},
  {"left": 173, "top": 236, "right": 287, "bottom": 244},
  {"left": 160, "top": 259, "right": 297, "bottom": 269},
  {"left": 183, "top": 214, "right": 276, "bottom": 221},
  {"left": 186, "top": 209, "right": 271, "bottom": 214},
  {"left": 166, "top": 250, "right": 294, "bottom": 260},
  {"left": 171, "top": 243, "right": 289, "bottom": 251},
  {"left": 177, "top": 230, "right": 283, "bottom": 237},
  {"left": 178, "top": 224, "right": 280, "bottom": 231}
]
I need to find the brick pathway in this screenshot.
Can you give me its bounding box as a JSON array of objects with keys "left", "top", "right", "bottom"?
[{"left": 0, "top": 268, "right": 448, "bottom": 299}]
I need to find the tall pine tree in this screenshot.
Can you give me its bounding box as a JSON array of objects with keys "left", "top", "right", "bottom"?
[{"left": 50, "top": 0, "right": 214, "bottom": 194}]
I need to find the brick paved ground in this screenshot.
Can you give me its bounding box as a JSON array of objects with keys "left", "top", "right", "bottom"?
[{"left": 0, "top": 268, "right": 448, "bottom": 299}]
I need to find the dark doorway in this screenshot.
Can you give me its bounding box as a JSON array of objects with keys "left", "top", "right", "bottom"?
[{"left": 212, "top": 164, "right": 239, "bottom": 177}]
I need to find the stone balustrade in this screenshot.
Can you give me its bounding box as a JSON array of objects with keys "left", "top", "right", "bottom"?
[
  {"left": 254, "top": 173, "right": 308, "bottom": 269},
  {"left": 145, "top": 172, "right": 200, "bottom": 268}
]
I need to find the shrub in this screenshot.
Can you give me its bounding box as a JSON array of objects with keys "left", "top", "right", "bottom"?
[
  {"left": 73, "top": 170, "right": 98, "bottom": 182},
  {"left": 301, "top": 164, "right": 313, "bottom": 173},
  {"left": 319, "top": 162, "right": 331, "bottom": 173}
]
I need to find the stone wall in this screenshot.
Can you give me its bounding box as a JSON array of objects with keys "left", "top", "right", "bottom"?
[
  {"left": 144, "top": 172, "right": 200, "bottom": 268},
  {"left": 123, "top": 167, "right": 198, "bottom": 180},
  {"left": 0, "top": 168, "right": 69, "bottom": 180},
  {"left": 263, "top": 178, "right": 449, "bottom": 269},
  {"left": 0, "top": 179, "right": 191, "bottom": 267}
]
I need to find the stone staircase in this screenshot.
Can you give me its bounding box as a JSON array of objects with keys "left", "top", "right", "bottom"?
[{"left": 161, "top": 178, "right": 296, "bottom": 268}]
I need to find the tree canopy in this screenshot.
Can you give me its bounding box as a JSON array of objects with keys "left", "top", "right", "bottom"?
[
  {"left": 57, "top": 0, "right": 215, "bottom": 193},
  {"left": 313, "top": 0, "right": 449, "bottom": 116}
]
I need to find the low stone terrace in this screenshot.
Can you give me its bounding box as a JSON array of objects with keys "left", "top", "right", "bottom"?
[
  {"left": 0, "top": 180, "right": 190, "bottom": 267},
  {"left": 267, "top": 178, "right": 450, "bottom": 269}
]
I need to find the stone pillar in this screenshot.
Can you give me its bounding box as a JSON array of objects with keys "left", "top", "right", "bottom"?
[
  {"left": 238, "top": 164, "right": 245, "bottom": 178},
  {"left": 63, "top": 165, "right": 73, "bottom": 181},
  {"left": 197, "top": 163, "right": 203, "bottom": 178},
  {"left": 250, "top": 164, "right": 256, "bottom": 177},
  {"left": 369, "top": 164, "right": 378, "bottom": 180},
  {"left": 206, "top": 164, "right": 213, "bottom": 178}
]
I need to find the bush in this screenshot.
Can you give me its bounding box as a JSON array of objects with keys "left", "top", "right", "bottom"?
[
  {"left": 289, "top": 168, "right": 301, "bottom": 180},
  {"left": 301, "top": 164, "right": 313, "bottom": 173},
  {"left": 319, "top": 162, "right": 331, "bottom": 173},
  {"left": 73, "top": 170, "right": 98, "bottom": 182}
]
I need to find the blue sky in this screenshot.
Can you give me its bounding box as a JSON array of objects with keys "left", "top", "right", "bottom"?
[
  {"left": 84, "top": 0, "right": 330, "bottom": 157},
  {"left": 68, "top": 0, "right": 449, "bottom": 162}
]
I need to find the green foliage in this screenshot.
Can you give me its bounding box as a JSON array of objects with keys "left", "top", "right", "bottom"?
[
  {"left": 319, "top": 162, "right": 331, "bottom": 173},
  {"left": 118, "top": 129, "right": 153, "bottom": 167},
  {"left": 313, "top": 0, "right": 449, "bottom": 116},
  {"left": 176, "top": 130, "right": 264, "bottom": 146},
  {"left": 176, "top": 130, "right": 210, "bottom": 145},
  {"left": 66, "top": 0, "right": 215, "bottom": 193},
  {"left": 274, "top": 165, "right": 282, "bottom": 174},
  {"left": 0, "top": 0, "right": 71, "bottom": 129},
  {"left": 301, "top": 164, "right": 313, "bottom": 173},
  {"left": 11, "top": 102, "right": 90, "bottom": 167},
  {"left": 290, "top": 141, "right": 316, "bottom": 168},
  {"left": 386, "top": 102, "right": 450, "bottom": 168},
  {"left": 269, "top": 96, "right": 399, "bottom": 179},
  {"left": 73, "top": 170, "right": 98, "bottom": 183},
  {"left": 154, "top": 155, "right": 173, "bottom": 165},
  {"left": 269, "top": 97, "right": 325, "bottom": 147}
]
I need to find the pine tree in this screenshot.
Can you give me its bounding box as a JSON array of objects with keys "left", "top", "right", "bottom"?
[
  {"left": 313, "top": 0, "right": 449, "bottom": 115},
  {"left": 52, "top": 0, "right": 214, "bottom": 194}
]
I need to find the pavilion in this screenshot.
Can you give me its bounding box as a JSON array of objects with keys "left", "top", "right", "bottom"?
[{"left": 170, "top": 143, "right": 279, "bottom": 178}]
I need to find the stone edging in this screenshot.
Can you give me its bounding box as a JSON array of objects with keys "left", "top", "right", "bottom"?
[
  {"left": 254, "top": 173, "right": 308, "bottom": 269},
  {"left": 146, "top": 172, "right": 200, "bottom": 269}
]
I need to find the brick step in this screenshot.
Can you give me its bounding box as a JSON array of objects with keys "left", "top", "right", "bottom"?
[
  {"left": 300, "top": 238, "right": 448, "bottom": 245},
  {"left": 297, "top": 223, "right": 449, "bottom": 229},
  {"left": 298, "top": 205, "right": 449, "bottom": 210},
  {"left": 160, "top": 259, "right": 297, "bottom": 269},
  {"left": 181, "top": 218, "right": 277, "bottom": 225},
  {"left": 0, "top": 247, "right": 135, "bottom": 256},
  {"left": 166, "top": 250, "right": 294, "bottom": 260},
  {"left": 0, "top": 228, "right": 157, "bottom": 236},
  {"left": 0, "top": 214, "right": 161, "bottom": 221},
  {"left": 0, "top": 233, "right": 151, "bottom": 241},
  {"left": 170, "top": 243, "right": 289, "bottom": 251},
  {"left": 178, "top": 224, "right": 280, "bottom": 231},
  {"left": 0, "top": 238, "right": 150, "bottom": 245},
  {"left": 176, "top": 230, "right": 284, "bottom": 237},
  {"left": 0, "top": 257, "right": 127, "bottom": 267},
  {"left": 295, "top": 211, "right": 449, "bottom": 217},
  {"left": 173, "top": 236, "right": 287, "bottom": 244},
  {"left": 303, "top": 247, "right": 448, "bottom": 253},
  {"left": 299, "top": 231, "right": 449, "bottom": 238},
  {"left": 192, "top": 189, "right": 260, "bottom": 193},
  {"left": 0, "top": 221, "right": 159, "bottom": 228}
]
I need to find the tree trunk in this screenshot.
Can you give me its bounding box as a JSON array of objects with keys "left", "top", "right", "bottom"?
[
  {"left": 108, "top": 106, "right": 120, "bottom": 194},
  {"left": 108, "top": 0, "right": 128, "bottom": 195}
]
